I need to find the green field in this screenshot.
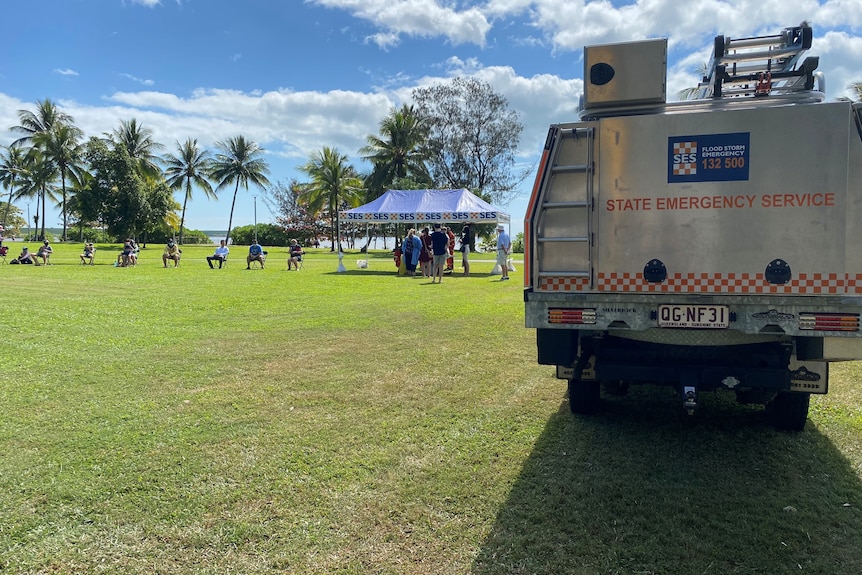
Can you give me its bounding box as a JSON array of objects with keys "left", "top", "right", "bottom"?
[{"left": 1, "top": 243, "right": 861, "bottom": 574}]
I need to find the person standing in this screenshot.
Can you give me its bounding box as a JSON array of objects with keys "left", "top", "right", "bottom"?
[
  {"left": 419, "top": 227, "right": 432, "bottom": 278},
  {"left": 404, "top": 229, "right": 421, "bottom": 277},
  {"left": 444, "top": 226, "right": 456, "bottom": 272},
  {"left": 496, "top": 224, "right": 511, "bottom": 281},
  {"left": 430, "top": 223, "right": 449, "bottom": 284},
  {"left": 460, "top": 223, "right": 473, "bottom": 276},
  {"left": 207, "top": 239, "right": 229, "bottom": 268}
]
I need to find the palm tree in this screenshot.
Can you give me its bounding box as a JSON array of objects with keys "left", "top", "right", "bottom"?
[
  {"left": 360, "top": 104, "right": 430, "bottom": 198},
  {"left": 209, "top": 136, "right": 271, "bottom": 245},
  {"left": 0, "top": 144, "right": 27, "bottom": 228},
  {"left": 163, "top": 138, "right": 215, "bottom": 245},
  {"left": 298, "top": 147, "right": 364, "bottom": 252},
  {"left": 34, "top": 123, "right": 83, "bottom": 240},
  {"left": 11, "top": 99, "right": 81, "bottom": 240},
  {"left": 10, "top": 99, "right": 74, "bottom": 147},
  {"left": 677, "top": 62, "right": 712, "bottom": 101},
  {"left": 16, "top": 149, "right": 59, "bottom": 241},
  {"left": 109, "top": 118, "right": 165, "bottom": 178}
]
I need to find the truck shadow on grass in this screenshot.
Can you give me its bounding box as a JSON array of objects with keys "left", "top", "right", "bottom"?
[{"left": 473, "top": 387, "right": 862, "bottom": 575}]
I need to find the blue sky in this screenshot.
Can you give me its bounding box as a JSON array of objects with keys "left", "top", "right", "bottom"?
[{"left": 1, "top": 0, "right": 861, "bottom": 240}]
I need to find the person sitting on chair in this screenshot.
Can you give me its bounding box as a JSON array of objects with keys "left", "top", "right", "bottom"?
[
  {"left": 80, "top": 243, "right": 95, "bottom": 265},
  {"left": 246, "top": 240, "right": 265, "bottom": 269},
  {"left": 288, "top": 239, "right": 304, "bottom": 270},
  {"left": 128, "top": 238, "right": 139, "bottom": 266},
  {"left": 36, "top": 240, "right": 53, "bottom": 265},
  {"left": 117, "top": 238, "right": 134, "bottom": 267},
  {"left": 207, "top": 239, "right": 229, "bottom": 269},
  {"left": 11, "top": 246, "right": 37, "bottom": 265},
  {"left": 163, "top": 239, "right": 181, "bottom": 267}
]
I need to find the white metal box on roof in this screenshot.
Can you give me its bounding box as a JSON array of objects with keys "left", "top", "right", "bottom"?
[{"left": 583, "top": 38, "right": 667, "bottom": 108}]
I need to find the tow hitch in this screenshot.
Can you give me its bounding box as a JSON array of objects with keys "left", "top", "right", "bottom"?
[
  {"left": 683, "top": 386, "right": 698, "bottom": 415},
  {"left": 681, "top": 371, "right": 698, "bottom": 415}
]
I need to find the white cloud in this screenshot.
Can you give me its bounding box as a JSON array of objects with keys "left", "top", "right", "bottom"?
[
  {"left": 100, "top": 87, "right": 393, "bottom": 164},
  {"left": 121, "top": 73, "right": 155, "bottom": 86},
  {"left": 311, "top": 0, "right": 492, "bottom": 46},
  {"left": 813, "top": 30, "right": 862, "bottom": 99},
  {"left": 54, "top": 68, "right": 79, "bottom": 76}
]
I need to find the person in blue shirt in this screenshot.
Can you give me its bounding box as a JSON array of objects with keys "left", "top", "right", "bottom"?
[
  {"left": 402, "top": 229, "right": 422, "bottom": 277},
  {"left": 496, "top": 224, "right": 511, "bottom": 281},
  {"left": 246, "top": 241, "right": 265, "bottom": 269}
]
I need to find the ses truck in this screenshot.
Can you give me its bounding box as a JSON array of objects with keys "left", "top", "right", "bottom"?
[{"left": 524, "top": 24, "right": 862, "bottom": 430}]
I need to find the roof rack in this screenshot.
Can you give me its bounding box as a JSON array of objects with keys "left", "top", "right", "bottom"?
[{"left": 698, "top": 24, "right": 820, "bottom": 99}]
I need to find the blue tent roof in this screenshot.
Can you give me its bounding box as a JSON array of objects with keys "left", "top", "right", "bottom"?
[{"left": 341, "top": 189, "right": 509, "bottom": 224}]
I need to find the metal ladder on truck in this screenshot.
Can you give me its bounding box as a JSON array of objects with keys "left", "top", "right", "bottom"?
[
  {"left": 698, "top": 23, "right": 820, "bottom": 99},
  {"left": 529, "top": 125, "right": 595, "bottom": 290}
]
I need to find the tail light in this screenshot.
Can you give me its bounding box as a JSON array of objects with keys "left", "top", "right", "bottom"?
[
  {"left": 549, "top": 308, "right": 596, "bottom": 325},
  {"left": 799, "top": 313, "right": 860, "bottom": 332}
]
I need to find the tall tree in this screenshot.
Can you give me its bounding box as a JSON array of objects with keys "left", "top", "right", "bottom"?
[
  {"left": 10, "top": 99, "right": 74, "bottom": 147},
  {"left": 138, "top": 173, "right": 182, "bottom": 244},
  {"left": 209, "top": 136, "right": 271, "bottom": 245},
  {"left": 0, "top": 144, "right": 27, "bottom": 228},
  {"left": 266, "top": 179, "right": 327, "bottom": 243},
  {"left": 360, "top": 104, "right": 431, "bottom": 199},
  {"left": 163, "top": 138, "right": 215, "bottom": 244},
  {"left": 298, "top": 147, "right": 363, "bottom": 252},
  {"left": 34, "top": 123, "right": 83, "bottom": 240},
  {"left": 109, "top": 118, "right": 165, "bottom": 178},
  {"left": 83, "top": 137, "right": 147, "bottom": 240},
  {"left": 16, "top": 149, "right": 59, "bottom": 241},
  {"left": 412, "top": 76, "right": 526, "bottom": 205},
  {"left": 852, "top": 81, "right": 862, "bottom": 101}
]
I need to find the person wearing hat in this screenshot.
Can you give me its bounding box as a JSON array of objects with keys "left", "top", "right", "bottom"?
[
  {"left": 287, "top": 239, "right": 303, "bottom": 270},
  {"left": 36, "top": 240, "right": 53, "bottom": 265},
  {"left": 163, "top": 238, "right": 182, "bottom": 267},
  {"left": 495, "top": 224, "right": 511, "bottom": 281},
  {"left": 11, "top": 246, "right": 37, "bottom": 265}
]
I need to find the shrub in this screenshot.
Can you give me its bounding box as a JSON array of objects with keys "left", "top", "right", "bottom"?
[{"left": 231, "top": 223, "right": 291, "bottom": 246}]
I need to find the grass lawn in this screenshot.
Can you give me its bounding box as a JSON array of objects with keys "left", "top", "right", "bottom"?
[{"left": 1, "top": 242, "right": 861, "bottom": 574}]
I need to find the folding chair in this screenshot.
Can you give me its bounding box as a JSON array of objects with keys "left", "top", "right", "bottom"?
[
  {"left": 0, "top": 245, "right": 7, "bottom": 264},
  {"left": 248, "top": 251, "right": 267, "bottom": 269},
  {"left": 288, "top": 254, "right": 304, "bottom": 270}
]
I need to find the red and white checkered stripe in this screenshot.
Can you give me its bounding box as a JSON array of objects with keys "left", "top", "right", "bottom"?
[{"left": 539, "top": 273, "right": 862, "bottom": 294}]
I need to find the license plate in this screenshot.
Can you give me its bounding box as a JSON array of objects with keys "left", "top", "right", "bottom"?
[{"left": 658, "top": 304, "right": 729, "bottom": 328}]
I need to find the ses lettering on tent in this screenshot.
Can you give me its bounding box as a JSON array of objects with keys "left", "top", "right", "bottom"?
[{"left": 345, "top": 211, "right": 497, "bottom": 222}]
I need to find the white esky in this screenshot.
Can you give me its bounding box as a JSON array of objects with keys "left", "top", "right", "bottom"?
[{"left": 1, "top": 0, "right": 860, "bottom": 240}]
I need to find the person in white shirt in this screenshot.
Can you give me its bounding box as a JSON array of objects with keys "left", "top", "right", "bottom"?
[
  {"left": 496, "top": 224, "right": 511, "bottom": 281},
  {"left": 207, "top": 239, "right": 229, "bottom": 268}
]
